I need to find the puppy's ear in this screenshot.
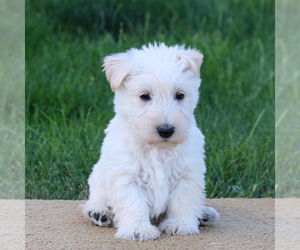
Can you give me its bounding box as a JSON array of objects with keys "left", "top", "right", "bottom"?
[
  {"left": 103, "top": 53, "right": 131, "bottom": 91},
  {"left": 176, "top": 49, "right": 204, "bottom": 76}
]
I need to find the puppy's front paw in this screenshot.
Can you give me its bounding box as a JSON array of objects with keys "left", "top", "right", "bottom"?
[
  {"left": 159, "top": 219, "right": 199, "bottom": 236},
  {"left": 115, "top": 223, "right": 160, "bottom": 241}
]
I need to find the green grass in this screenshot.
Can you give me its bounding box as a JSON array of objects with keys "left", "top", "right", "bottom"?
[
  {"left": 25, "top": 0, "right": 275, "bottom": 199},
  {"left": 275, "top": 0, "right": 300, "bottom": 198},
  {"left": 0, "top": 1, "right": 25, "bottom": 199}
]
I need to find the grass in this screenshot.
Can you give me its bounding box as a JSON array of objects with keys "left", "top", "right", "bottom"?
[
  {"left": 25, "top": 0, "right": 275, "bottom": 199},
  {"left": 275, "top": 0, "right": 300, "bottom": 198},
  {"left": 0, "top": 1, "right": 25, "bottom": 199}
]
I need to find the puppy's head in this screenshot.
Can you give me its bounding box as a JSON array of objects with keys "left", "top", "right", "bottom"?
[{"left": 103, "top": 43, "right": 203, "bottom": 149}]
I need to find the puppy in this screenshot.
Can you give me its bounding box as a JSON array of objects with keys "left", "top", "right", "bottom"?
[{"left": 82, "top": 43, "right": 219, "bottom": 241}]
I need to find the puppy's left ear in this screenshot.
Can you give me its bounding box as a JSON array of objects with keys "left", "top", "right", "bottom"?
[
  {"left": 177, "top": 49, "right": 204, "bottom": 76},
  {"left": 103, "top": 53, "right": 131, "bottom": 91}
]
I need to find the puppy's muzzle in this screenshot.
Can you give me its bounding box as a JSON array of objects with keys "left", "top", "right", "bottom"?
[{"left": 157, "top": 125, "right": 175, "bottom": 138}]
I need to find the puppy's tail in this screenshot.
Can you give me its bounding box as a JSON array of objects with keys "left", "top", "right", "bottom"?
[{"left": 199, "top": 206, "right": 219, "bottom": 226}]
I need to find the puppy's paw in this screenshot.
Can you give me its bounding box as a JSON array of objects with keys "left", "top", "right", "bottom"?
[
  {"left": 87, "top": 210, "right": 113, "bottom": 227},
  {"left": 159, "top": 219, "right": 199, "bottom": 236},
  {"left": 115, "top": 223, "right": 160, "bottom": 241},
  {"left": 199, "top": 206, "right": 219, "bottom": 226},
  {"left": 81, "top": 203, "right": 114, "bottom": 227}
]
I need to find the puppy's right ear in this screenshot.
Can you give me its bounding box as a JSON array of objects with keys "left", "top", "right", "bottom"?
[
  {"left": 103, "top": 53, "right": 131, "bottom": 92},
  {"left": 176, "top": 48, "right": 203, "bottom": 76}
]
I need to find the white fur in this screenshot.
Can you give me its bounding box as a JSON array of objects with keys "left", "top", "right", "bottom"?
[{"left": 82, "top": 43, "right": 219, "bottom": 241}]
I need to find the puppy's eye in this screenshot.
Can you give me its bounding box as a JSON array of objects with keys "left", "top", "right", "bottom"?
[
  {"left": 140, "top": 93, "right": 151, "bottom": 101},
  {"left": 176, "top": 92, "right": 185, "bottom": 100}
]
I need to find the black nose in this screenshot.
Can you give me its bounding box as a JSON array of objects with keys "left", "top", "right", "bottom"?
[{"left": 157, "top": 125, "right": 175, "bottom": 138}]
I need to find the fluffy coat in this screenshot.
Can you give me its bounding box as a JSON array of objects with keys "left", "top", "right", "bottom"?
[{"left": 82, "top": 43, "right": 219, "bottom": 241}]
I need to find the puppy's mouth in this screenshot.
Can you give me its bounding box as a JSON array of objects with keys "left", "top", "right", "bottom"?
[
  {"left": 148, "top": 138, "right": 180, "bottom": 149},
  {"left": 137, "top": 123, "right": 188, "bottom": 149}
]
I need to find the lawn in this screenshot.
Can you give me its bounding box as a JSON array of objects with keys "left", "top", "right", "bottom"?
[
  {"left": 0, "top": 1, "right": 25, "bottom": 199},
  {"left": 25, "top": 0, "right": 275, "bottom": 199},
  {"left": 275, "top": 0, "right": 300, "bottom": 198}
]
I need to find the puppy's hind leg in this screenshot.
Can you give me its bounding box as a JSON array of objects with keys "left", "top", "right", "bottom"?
[
  {"left": 198, "top": 206, "right": 219, "bottom": 226},
  {"left": 82, "top": 202, "right": 114, "bottom": 227},
  {"left": 81, "top": 162, "right": 114, "bottom": 227}
]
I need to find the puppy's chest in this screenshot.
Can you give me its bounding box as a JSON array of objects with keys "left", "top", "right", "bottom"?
[{"left": 136, "top": 155, "right": 183, "bottom": 214}]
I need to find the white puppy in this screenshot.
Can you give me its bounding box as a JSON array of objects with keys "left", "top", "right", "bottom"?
[{"left": 82, "top": 43, "right": 219, "bottom": 241}]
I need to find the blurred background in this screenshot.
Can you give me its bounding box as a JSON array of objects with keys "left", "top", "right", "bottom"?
[
  {"left": 0, "top": 1, "right": 25, "bottom": 199},
  {"left": 25, "top": 0, "right": 275, "bottom": 199}
]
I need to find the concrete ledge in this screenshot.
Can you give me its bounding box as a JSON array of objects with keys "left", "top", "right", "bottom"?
[
  {"left": 276, "top": 198, "right": 300, "bottom": 249},
  {"left": 0, "top": 200, "right": 25, "bottom": 250},
  {"left": 24, "top": 199, "right": 275, "bottom": 249}
]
